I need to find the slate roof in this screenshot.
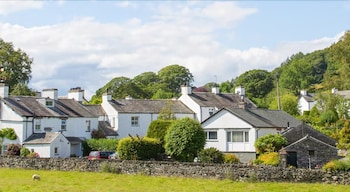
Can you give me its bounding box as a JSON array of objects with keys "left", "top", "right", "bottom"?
[
  {"left": 300, "top": 95, "right": 315, "bottom": 102},
  {"left": 66, "top": 137, "right": 84, "bottom": 144},
  {"left": 109, "top": 99, "right": 194, "bottom": 114},
  {"left": 84, "top": 104, "right": 106, "bottom": 117},
  {"left": 186, "top": 92, "right": 257, "bottom": 108},
  {"left": 1, "top": 96, "right": 96, "bottom": 118},
  {"left": 207, "top": 108, "right": 301, "bottom": 128},
  {"left": 282, "top": 123, "right": 336, "bottom": 147},
  {"left": 24, "top": 132, "right": 62, "bottom": 144},
  {"left": 335, "top": 90, "right": 350, "bottom": 99},
  {"left": 99, "top": 121, "right": 118, "bottom": 136},
  {"left": 283, "top": 135, "right": 337, "bottom": 151}
]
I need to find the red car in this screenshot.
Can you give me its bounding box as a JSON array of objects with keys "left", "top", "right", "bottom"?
[{"left": 88, "top": 151, "right": 114, "bottom": 160}]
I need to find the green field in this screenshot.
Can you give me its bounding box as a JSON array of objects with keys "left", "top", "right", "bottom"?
[{"left": 0, "top": 168, "right": 349, "bottom": 192}]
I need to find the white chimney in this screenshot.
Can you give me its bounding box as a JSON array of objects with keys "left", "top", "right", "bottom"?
[
  {"left": 42, "top": 88, "right": 58, "bottom": 100},
  {"left": 125, "top": 95, "right": 132, "bottom": 100},
  {"left": 212, "top": 87, "right": 220, "bottom": 94},
  {"left": 235, "top": 86, "right": 245, "bottom": 96},
  {"left": 68, "top": 87, "right": 84, "bottom": 102},
  {"left": 332, "top": 88, "right": 338, "bottom": 94},
  {"left": 102, "top": 92, "right": 112, "bottom": 103},
  {"left": 300, "top": 90, "right": 307, "bottom": 96},
  {"left": 0, "top": 83, "right": 9, "bottom": 98},
  {"left": 181, "top": 85, "right": 192, "bottom": 95}
]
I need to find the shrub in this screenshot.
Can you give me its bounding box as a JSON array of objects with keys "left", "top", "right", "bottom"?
[
  {"left": 6, "top": 144, "right": 21, "bottom": 156},
  {"left": 27, "top": 152, "right": 40, "bottom": 158},
  {"left": 224, "top": 153, "right": 240, "bottom": 164},
  {"left": 117, "top": 136, "right": 162, "bottom": 160},
  {"left": 255, "top": 152, "right": 280, "bottom": 166},
  {"left": 255, "top": 134, "right": 287, "bottom": 154},
  {"left": 165, "top": 117, "right": 206, "bottom": 162},
  {"left": 146, "top": 120, "right": 174, "bottom": 144},
  {"left": 0, "top": 128, "right": 17, "bottom": 140},
  {"left": 101, "top": 162, "right": 121, "bottom": 174},
  {"left": 20, "top": 147, "right": 31, "bottom": 157},
  {"left": 322, "top": 159, "right": 350, "bottom": 171},
  {"left": 198, "top": 147, "right": 224, "bottom": 164},
  {"left": 86, "top": 138, "right": 119, "bottom": 151}
]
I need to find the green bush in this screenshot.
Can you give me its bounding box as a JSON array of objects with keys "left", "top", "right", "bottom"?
[
  {"left": 224, "top": 153, "right": 240, "bottom": 164},
  {"left": 101, "top": 162, "right": 121, "bottom": 174},
  {"left": 85, "top": 138, "right": 119, "bottom": 151},
  {"left": 198, "top": 147, "right": 224, "bottom": 164},
  {"left": 322, "top": 159, "right": 350, "bottom": 171},
  {"left": 117, "top": 136, "right": 162, "bottom": 160},
  {"left": 20, "top": 147, "right": 31, "bottom": 157},
  {"left": 255, "top": 134, "right": 287, "bottom": 154},
  {"left": 254, "top": 152, "right": 280, "bottom": 166},
  {"left": 146, "top": 120, "right": 174, "bottom": 144},
  {"left": 0, "top": 128, "right": 17, "bottom": 140},
  {"left": 165, "top": 117, "right": 206, "bottom": 162}
]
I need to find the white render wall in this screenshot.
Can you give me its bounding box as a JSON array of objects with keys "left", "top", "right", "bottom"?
[
  {"left": 298, "top": 98, "right": 316, "bottom": 114},
  {"left": 179, "top": 95, "right": 201, "bottom": 121}
]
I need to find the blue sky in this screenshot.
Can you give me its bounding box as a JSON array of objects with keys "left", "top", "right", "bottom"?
[{"left": 0, "top": 1, "right": 349, "bottom": 99}]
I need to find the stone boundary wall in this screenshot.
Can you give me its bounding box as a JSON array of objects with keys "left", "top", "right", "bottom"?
[{"left": 0, "top": 157, "right": 349, "bottom": 185}]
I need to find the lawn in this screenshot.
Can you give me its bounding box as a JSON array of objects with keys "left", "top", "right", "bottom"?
[{"left": 0, "top": 168, "right": 348, "bottom": 192}]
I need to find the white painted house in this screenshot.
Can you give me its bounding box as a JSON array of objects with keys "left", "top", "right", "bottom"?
[
  {"left": 201, "top": 107, "right": 301, "bottom": 162},
  {"left": 0, "top": 85, "right": 112, "bottom": 157},
  {"left": 101, "top": 93, "right": 195, "bottom": 138},
  {"left": 298, "top": 90, "right": 316, "bottom": 115},
  {"left": 179, "top": 85, "right": 257, "bottom": 122}
]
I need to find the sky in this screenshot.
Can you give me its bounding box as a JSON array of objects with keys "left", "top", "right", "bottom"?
[{"left": 0, "top": 1, "right": 349, "bottom": 99}]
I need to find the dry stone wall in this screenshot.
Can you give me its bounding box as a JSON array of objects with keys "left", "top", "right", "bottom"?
[{"left": 0, "top": 156, "right": 349, "bottom": 185}]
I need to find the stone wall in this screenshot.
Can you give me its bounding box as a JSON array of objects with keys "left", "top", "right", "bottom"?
[{"left": 0, "top": 156, "right": 349, "bottom": 185}]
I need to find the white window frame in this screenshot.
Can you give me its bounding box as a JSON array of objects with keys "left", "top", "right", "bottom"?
[
  {"left": 131, "top": 116, "right": 139, "bottom": 127},
  {"left": 61, "top": 119, "right": 67, "bottom": 131},
  {"left": 35, "top": 119, "right": 41, "bottom": 131},
  {"left": 227, "top": 130, "right": 249, "bottom": 143},
  {"left": 85, "top": 120, "right": 91, "bottom": 132},
  {"left": 206, "top": 131, "right": 218, "bottom": 141}
]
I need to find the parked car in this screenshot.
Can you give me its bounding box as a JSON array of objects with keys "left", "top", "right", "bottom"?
[
  {"left": 88, "top": 151, "right": 114, "bottom": 160},
  {"left": 108, "top": 152, "right": 118, "bottom": 159}
]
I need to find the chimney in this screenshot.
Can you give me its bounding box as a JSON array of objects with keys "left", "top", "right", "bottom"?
[
  {"left": 212, "top": 87, "right": 220, "bottom": 94},
  {"left": 238, "top": 101, "right": 246, "bottom": 110},
  {"left": 42, "top": 88, "right": 58, "bottom": 100},
  {"left": 332, "top": 88, "right": 338, "bottom": 94},
  {"left": 68, "top": 87, "right": 84, "bottom": 102},
  {"left": 102, "top": 92, "right": 112, "bottom": 103},
  {"left": 0, "top": 83, "right": 9, "bottom": 98},
  {"left": 300, "top": 90, "right": 307, "bottom": 96},
  {"left": 235, "top": 85, "right": 245, "bottom": 97},
  {"left": 181, "top": 85, "right": 192, "bottom": 95},
  {"left": 125, "top": 95, "right": 132, "bottom": 100}
]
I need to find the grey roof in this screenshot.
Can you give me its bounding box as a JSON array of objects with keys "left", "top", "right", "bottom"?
[
  {"left": 1, "top": 96, "right": 96, "bottom": 118},
  {"left": 282, "top": 123, "right": 336, "bottom": 147},
  {"left": 335, "top": 90, "right": 350, "bottom": 99},
  {"left": 99, "top": 121, "right": 118, "bottom": 136},
  {"left": 214, "top": 108, "right": 301, "bottom": 128},
  {"left": 84, "top": 104, "right": 106, "bottom": 116},
  {"left": 301, "top": 95, "right": 315, "bottom": 102},
  {"left": 24, "top": 132, "right": 62, "bottom": 144},
  {"left": 187, "top": 92, "right": 257, "bottom": 108},
  {"left": 284, "top": 135, "right": 337, "bottom": 151},
  {"left": 109, "top": 99, "right": 194, "bottom": 114},
  {"left": 66, "top": 137, "right": 84, "bottom": 144}
]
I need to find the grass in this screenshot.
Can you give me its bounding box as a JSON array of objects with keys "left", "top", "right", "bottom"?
[{"left": 0, "top": 168, "right": 349, "bottom": 192}]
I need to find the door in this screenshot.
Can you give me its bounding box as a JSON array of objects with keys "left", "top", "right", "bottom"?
[{"left": 287, "top": 152, "right": 297, "bottom": 168}]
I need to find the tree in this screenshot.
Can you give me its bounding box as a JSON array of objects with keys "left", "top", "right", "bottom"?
[
  {"left": 234, "top": 69, "right": 274, "bottom": 99},
  {"left": 158, "top": 100, "right": 176, "bottom": 120},
  {"left": 157, "top": 64, "right": 194, "bottom": 94},
  {"left": 10, "top": 83, "right": 36, "bottom": 96},
  {"left": 133, "top": 72, "right": 160, "bottom": 98},
  {"left": 254, "top": 134, "right": 287, "bottom": 154},
  {"left": 165, "top": 117, "right": 206, "bottom": 162},
  {"left": 269, "top": 93, "right": 299, "bottom": 116},
  {"left": 0, "top": 38, "right": 33, "bottom": 91},
  {"left": 146, "top": 119, "right": 174, "bottom": 144}
]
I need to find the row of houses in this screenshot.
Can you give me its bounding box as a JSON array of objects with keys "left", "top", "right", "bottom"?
[{"left": 0, "top": 83, "right": 338, "bottom": 167}]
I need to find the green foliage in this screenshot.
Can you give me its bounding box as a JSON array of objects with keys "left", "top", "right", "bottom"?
[
  {"left": 198, "top": 147, "right": 224, "bottom": 164},
  {"left": 20, "top": 147, "right": 31, "bottom": 157},
  {"left": 85, "top": 138, "right": 119, "bottom": 151},
  {"left": 255, "top": 134, "right": 287, "bottom": 154},
  {"left": 164, "top": 117, "right": 206, "bottom": 162},
  {"left": 10, "top": 83, "right": 36, "bottom": 96},
  {"left": 320, "top": 110, "right": 339, "bottom": 126},
  {"left": 117, "top": 136, "right": 162, "bottom": 160},
  {"left": 146, "top": 119, "right": 174, "bottom": 144},
  {"left": 224, "top": 153, "right": 240, "bottom": 164},
  {"left": 269, "top": 93, "right": 299, "bottom": 116},
  {"left": 158, "top": 101, "right": 176, "bottom": 120},
  {"left": 101, "top": 162, "right": 121, "bottom": 174},
  {"left": 0, "top": 38, "right": 33, "bottom": 91},
  {"left": 234, "top": 69, "right": 274, "bottom": 99},
  {"left": 337, "top": 121, "right": 350, "bottom": 149},
  {"left": 157, "top": 64, "right": 194, "bottom": 94},
  {"left": 0, "top": 128, "right": 17, "bottom": 140},
  {"left": 254, "top": 152, "right": 280, "bottom": 166},
  {"left": 6, "top": 144, "right": 21, "bottom": 156},
  {"left": 322, "top": 159, "right": 350, "bottom": 171}
]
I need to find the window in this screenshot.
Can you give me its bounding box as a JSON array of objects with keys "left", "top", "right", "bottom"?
[
  {"left": 54, "top": 147, "right": 58, "bottom": 154},
  {"left": 85, "top": 120, "right": 91, "bottom": 132},
  {"left": 206, "top": 131, "right": 218, "bottom": 140},
  {"left": 35, "top": 119, "right": 41, "bottom": 131},
  {"left": 227, "top": 131, "right": 249, "bottom": 142},
  {"left": 46, "top": 100, "right": 53, "bottom": 107},
  {"left": 131, "top": 116, "right": 139, "bottom": 126},
  {"left": 309, "top": 150, "right": 315, "bottom": 157},
  {"left": 61, "top": 119, "right": 66, "bottom": 131},
  {"left": 112, "top": 117, "right": 115, "bottom": 128}
]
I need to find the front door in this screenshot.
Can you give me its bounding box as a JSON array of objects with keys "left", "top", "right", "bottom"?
[{"left": 287, "top": 151, "right": 297, "bottom": 168}]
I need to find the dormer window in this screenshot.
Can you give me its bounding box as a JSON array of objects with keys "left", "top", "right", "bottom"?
[{"left": 46, "top": 100, "right": 53, "bottom": 107}]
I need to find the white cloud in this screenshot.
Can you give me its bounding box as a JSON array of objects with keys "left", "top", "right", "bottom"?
[
  {"left": 0, "top": 1, "right": 44, "bottom": 15},
  {"left": 0, "top": 2, "right": 343, "bottom": 99}
]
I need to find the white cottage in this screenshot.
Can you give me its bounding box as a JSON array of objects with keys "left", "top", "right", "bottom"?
[
  {"left": 298, "top": 90, "right": 316, "bottom": 115},
  {"left": 201, "top": 107, "right": 301, "bottom": 162},
  {"left": 101, "top": 93, "right": 195, "bottom": 138},
  {"left": 0, "top": 84, "right": 108, "bottom": 157}
]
